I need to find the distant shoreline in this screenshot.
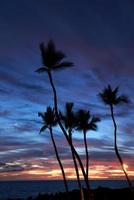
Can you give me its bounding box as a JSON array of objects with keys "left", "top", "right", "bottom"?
[
  {"left": 7, "top": 187, "right": 134, "bottom": 200},
  {"left": 0, "top": 180, "right": 133, "bottom": 199},
  {"left": 1, "top": 179, "right": 134, "bottom": 182}
]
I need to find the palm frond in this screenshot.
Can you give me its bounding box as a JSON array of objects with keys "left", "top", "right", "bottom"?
[
  {"left": 38, "top": 112, "right": 45, "bottom": 121},
  {"left": 88, "top": 123, "right": 97, "bottom": 131},
  {"left": 39, "top": 125, "right": 47, "bottom": 134},
  {"left": 113, "top": 86, "right": 119, "bottom": 95},
  {"left": 38, "top": 112, "right": 43, "bottom": 117},
  {"left": 52, "top": 61, "right": 73, "bottom": 70},
  {"left": 60, "top": 102, "right": 76, "bottom": 131},
  {"left": 115, "top": 95, "right": 129, "bottom": 104},
  {"left": 91, "top": 116, "right": 100, "bottom": 123},
  {"left": 37, "top": 40, "right": 73, "bottom": 72},
  {"left": 47, "top": 40, "right": 55, "bottom": 52},
  {"left": 66, "top": 102, "right": 74, "bottom": 114},
  {"left": 99, "top": 84, "right": 129, "bottom": 106},
  {"left": 75, "top": 109, "right": 100, "bottom": 133},
  {"left": 35, "top": 67, "right": 48, "bottom": 73},
  {"left": 40, "top": 43, "right": 46, "bottom": 66},
  {"left": 38, "top": 106, "right": 57, "bottom": 129},
  {"left": 54, "top": 51, "right": 66, "bottom": 62}
]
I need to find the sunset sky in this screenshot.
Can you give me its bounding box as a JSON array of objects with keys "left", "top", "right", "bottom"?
[{"left": 0, "top": 0, "right": 134, "bottom": 181}]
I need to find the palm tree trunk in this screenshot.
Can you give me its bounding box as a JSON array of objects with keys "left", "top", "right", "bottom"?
[
  {"left": 83, "top": 130, "right": 89, "bottom": 179},
  {"left": 68, "top": 130, "right": 84, "bottom": 200},
  {"left": 110, "top": 105, "right": 133, "bottom": 189},
  {"left": 49, "top": 126, "right": 69, "bottom": 193},
  {"left": 47, "top": 71, "right": 92, "bottom": 197},
  {"left": 68, "top": 129, "right": 81, "bottom": 189}
]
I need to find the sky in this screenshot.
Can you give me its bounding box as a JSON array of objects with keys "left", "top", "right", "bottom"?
[{"left": 0, "top": 0, "right": 134, "bottom": 181}]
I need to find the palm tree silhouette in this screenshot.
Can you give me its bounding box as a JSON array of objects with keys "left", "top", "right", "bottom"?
[
  {"left": 38, "top": 106, "right": 69, "bottom": 193},
  {"left": 60, "top": 102, "right": 84, "bottom": 199},
  {"left": 99, "top": 85, "right": 133, "bottom": 189},
  {"left": 36, "top": 40, "right": 91, "bottom": 196},
  {"left": 76, "top": 109, "right": 100, "bottom": 178}
]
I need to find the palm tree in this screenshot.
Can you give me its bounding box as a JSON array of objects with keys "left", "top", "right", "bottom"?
[
  {"left": 60, "top": 102, "right": 83, "bottom": 199},
  {"left": 99, "top": 85, "right": 133, "bottom": 189},
  {"left": 76, "top": 109, "right": 100, "bottom": 178},
  {"left": 36, "top": 40, "right": 91, "bottom": 195},
  {"left": 38, "top": 106, "right": 69, "bottom": 193}
]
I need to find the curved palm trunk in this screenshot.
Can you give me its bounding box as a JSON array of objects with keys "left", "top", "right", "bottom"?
[
  {"left": 47, "top": 71, "right": 92, "bottom": 199},
  {"left": 68, "top": 130, "right": 84, "bottom": 200},
  {"left": 110, "top": 105, "right": 133, "bottom": 189},
  {"left": 49, "top": 126, "right": 69, "bottom": 193},
  {"left": 68, "top": 130, "right": 81, "bottom": 189},
  {"left": 83, "top": 130, "right": 89, "bottom": 178}
]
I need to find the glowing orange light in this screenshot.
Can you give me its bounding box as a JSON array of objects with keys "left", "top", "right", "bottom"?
[{"left": 123, "top": 163, "right": 128, "bottom": 172}]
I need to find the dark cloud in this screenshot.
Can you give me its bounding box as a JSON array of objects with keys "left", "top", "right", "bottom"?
[
  {"left": 0, "top": 161, "right": 33, "bottom": 173},
  {"left": 0, "top": 88, "right": 9, "bottom": 94},
  {"left": 0, "top": 110, "right": 11, "bottom": 117}
]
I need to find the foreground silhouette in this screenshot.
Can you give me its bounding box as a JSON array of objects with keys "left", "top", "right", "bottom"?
[
  {"left": 76, "top": 109, "right": 100, "bottom": 179},
  {"left": 60, "top": 102, "right": 84, "bottom": 200},
  {"left": 35, "top": 40, "right": 134, "bottom": 200},
  {"left": 8, "top": 187, "right": 134, "bottom": 200},
  {"left": 99, "top": 85, "right": 133, "bottom": 189},
  {"left": 36, "top": 40, "right": 92, "bottom": 199},
  {"left": 38, "top": 107, "right": 69, "bottom": 193}
]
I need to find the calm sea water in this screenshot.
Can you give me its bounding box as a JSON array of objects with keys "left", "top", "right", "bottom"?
[{"left": 0, "top": 180, "right": 133, "bottom": 200}]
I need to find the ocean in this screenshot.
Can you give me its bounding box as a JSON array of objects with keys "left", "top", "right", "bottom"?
[{"left": 0, "top": 180, "right": 133, "bottom": 200}]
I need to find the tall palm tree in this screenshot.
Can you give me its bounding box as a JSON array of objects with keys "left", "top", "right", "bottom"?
[
  {"left": 60, "top": 102, "right": 83, "bottom": 196},
  {"left": 36, "top": 40, "right": 91, "bottom": 195},
  {"left": 38, "top": 106, "right": 69, "bottom": 193},
  {"left": 99, "top": 85, "right": 133, "bottom": 189},
  {"left": 76, "top": 109, "right": 100, "bottom": 178}
]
